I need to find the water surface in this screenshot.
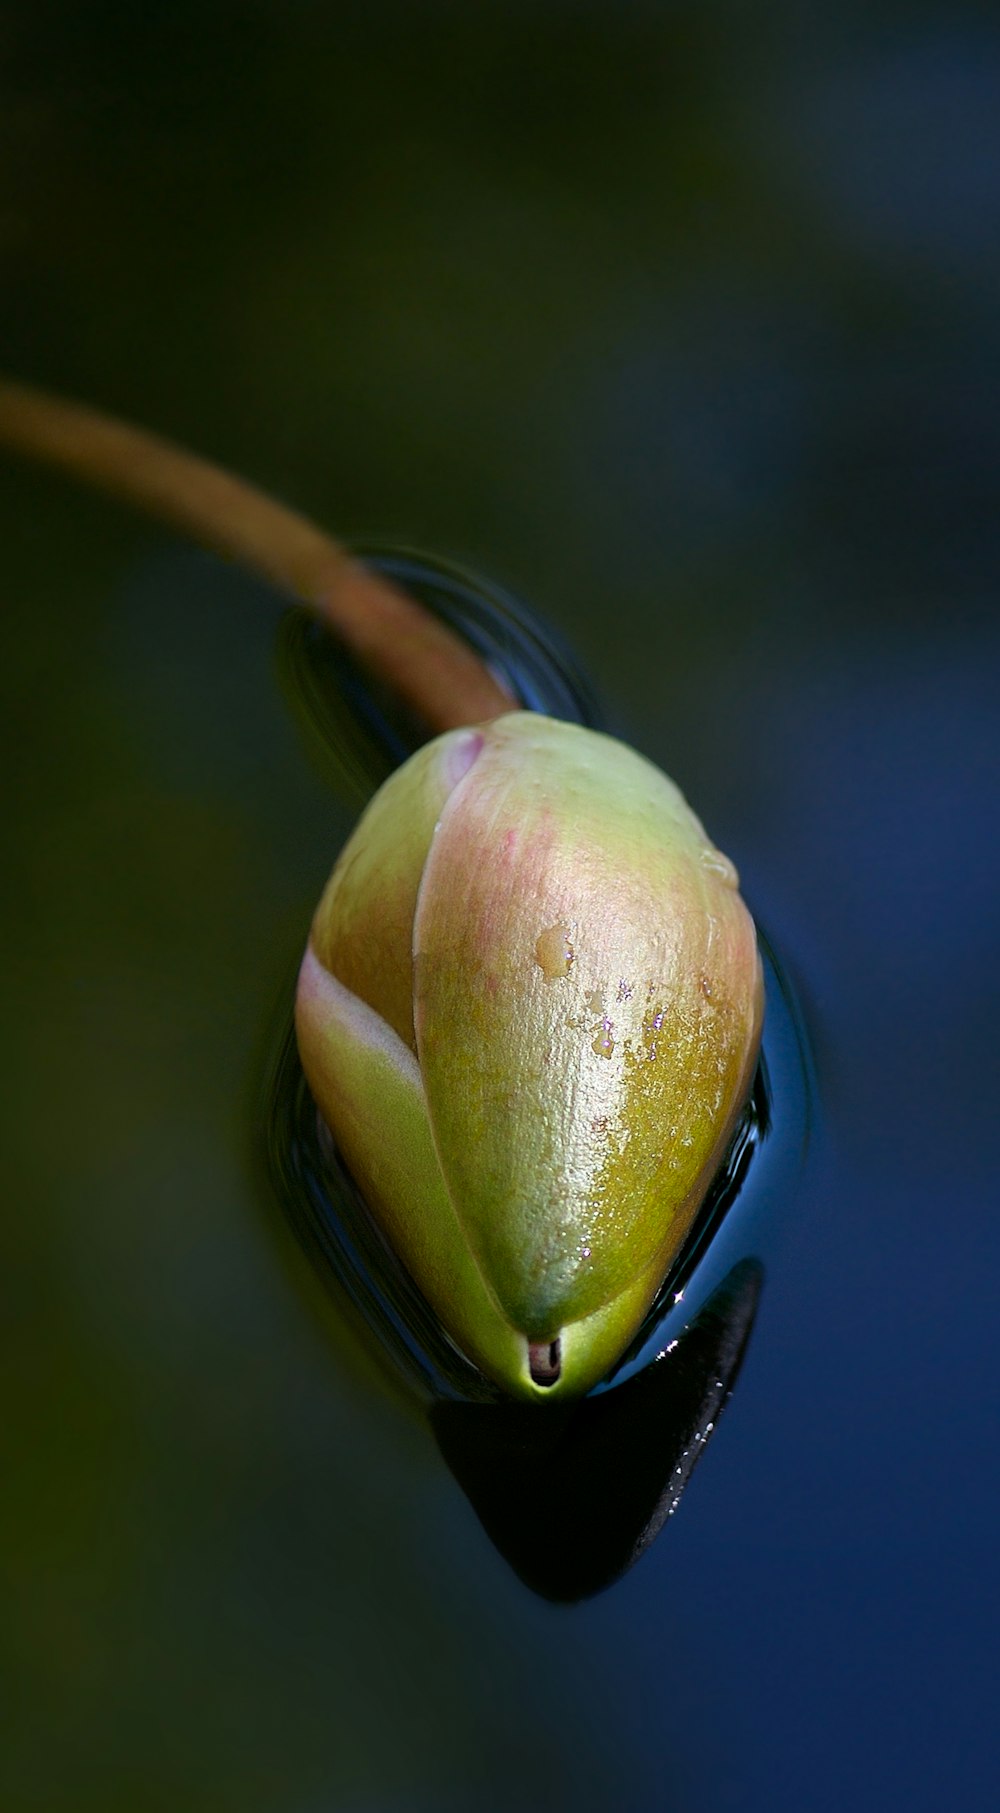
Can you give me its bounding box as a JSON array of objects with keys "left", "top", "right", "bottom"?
[{"left": 2, "top": 7, "right": 998, "bottom": 1810}]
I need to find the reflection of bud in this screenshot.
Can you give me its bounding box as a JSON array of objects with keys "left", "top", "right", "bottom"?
[{"left": 296, "top": 712, "right": 763, "bottom": 1400}]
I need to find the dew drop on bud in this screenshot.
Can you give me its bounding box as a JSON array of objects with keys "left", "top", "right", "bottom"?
[{"left": 535, "top": 922, "right": 574, "bottom": 980}]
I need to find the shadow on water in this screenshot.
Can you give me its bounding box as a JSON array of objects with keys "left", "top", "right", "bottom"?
[{"left": 262, "top": 550, "right": 812, "bottom": 1600}]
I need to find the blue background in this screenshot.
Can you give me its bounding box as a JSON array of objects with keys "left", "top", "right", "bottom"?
[{"left": 2, "top": 5, "right": 998, "bottom": 1809}]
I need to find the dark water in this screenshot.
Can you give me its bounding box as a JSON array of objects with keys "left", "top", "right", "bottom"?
[{"left": 2, "top": 7, "right": 999, "bottom": 1810}]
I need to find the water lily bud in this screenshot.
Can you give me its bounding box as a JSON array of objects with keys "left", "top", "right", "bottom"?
[{"left": 295, "top": 712, "right": 763, "bottom": 1401}]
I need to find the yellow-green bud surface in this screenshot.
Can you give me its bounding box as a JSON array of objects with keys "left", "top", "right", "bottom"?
[{"left": 295, "top": 713, "right": 763, "bottom": 1401}]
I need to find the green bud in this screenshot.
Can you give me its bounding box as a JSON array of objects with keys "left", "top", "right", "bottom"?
[{"left": 295, "top": 712, "right": 763, "bottom": 1400}]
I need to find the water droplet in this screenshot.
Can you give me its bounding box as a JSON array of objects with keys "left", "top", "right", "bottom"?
[
  {"left": 700, "top": 845, "right": 738, "bottom": 887},
  {"left": 592, "top": 1017, "right": 615, "bottom": 1059},
  {"left": 528, "top": 1338, "right": 562, "bottom": 1387},
  {"left": 535, "top": 922, "right": 574, "bottom": 979},
  {"left": 638, "top": 1005, "right": 665, "bottom": 1060}
]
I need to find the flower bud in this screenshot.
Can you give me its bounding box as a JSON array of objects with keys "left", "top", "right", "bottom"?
[{"left": 295, "top": 712, "right": 763, "bottom": 1400}]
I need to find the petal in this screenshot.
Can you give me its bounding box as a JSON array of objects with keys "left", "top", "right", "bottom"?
[
  {"left": 310, "top": 726, "right": 484, "bottom": 1052},
  {"left": 413, "top": 713, "right": 763, "bottom": 1353},
  {"left": 295, "top": 946, "right": 534, "bottom": 1395}
]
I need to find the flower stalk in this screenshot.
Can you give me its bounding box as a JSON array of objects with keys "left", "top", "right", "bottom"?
[{"left": 0, "top": 376, "right": 512, "bottom": 731}]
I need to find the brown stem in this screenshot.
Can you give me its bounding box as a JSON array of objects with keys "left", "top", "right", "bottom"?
[{"left": 0, "top": 377, "right": 514, "bottom": 732}]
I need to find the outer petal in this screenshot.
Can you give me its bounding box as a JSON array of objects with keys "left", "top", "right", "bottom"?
[
  {"left": 413, "top": 713, "right": 763, "bottom": 1361},
  {"left": 310, "top": 726, "right": 484, "bottom": 1052},
  {"left": 295, "top": 948, "right": 532, "bottom": 1393}
]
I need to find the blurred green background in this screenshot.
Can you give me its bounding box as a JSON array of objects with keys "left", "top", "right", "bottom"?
[{"left": 2, "top": 5, "right": 998, "bottom": 1811}]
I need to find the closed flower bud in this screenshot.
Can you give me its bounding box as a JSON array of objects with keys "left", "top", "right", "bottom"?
[{"left": 295, "top": 712, "right": 763, "bottom": 1400}]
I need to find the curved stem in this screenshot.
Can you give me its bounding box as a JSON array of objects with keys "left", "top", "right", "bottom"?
[{"left": 0, "top": 378, "right": 514, "bottom": 732}]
